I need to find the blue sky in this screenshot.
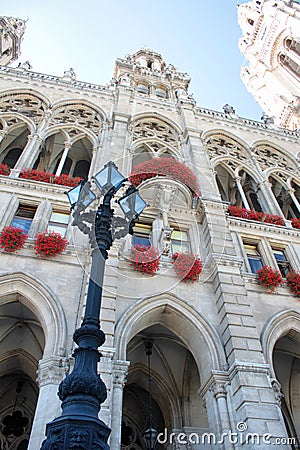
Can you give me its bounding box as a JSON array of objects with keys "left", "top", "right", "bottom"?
[{"left": 2, "top": 0, "right": 262, "bottom": 120}]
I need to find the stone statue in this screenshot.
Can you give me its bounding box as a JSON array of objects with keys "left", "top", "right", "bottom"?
[
  {"left": 261, "top": 113, "right": 274, "bottom": 125},
  {"left": 223, "top": 104, "right": 236, "bottom": 114},
  {"left": 63, "top": 67, "right": 76, "bottom": 81},
  {"left": 17, "top": 60, "right": 32, "bottom": 70}
]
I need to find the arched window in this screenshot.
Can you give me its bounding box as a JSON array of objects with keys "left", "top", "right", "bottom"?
[
  {"left": 2, "top": 148, "right": 23, "bottom": 168},
  {"left": 73, "top": 160, "right": 90, "bottom": 178},
  {"left": 136, "top": 83, "right": 150, "bottom": 95},
  {"left": 155, "top": 86, "right": 168, "bottom": 99}
]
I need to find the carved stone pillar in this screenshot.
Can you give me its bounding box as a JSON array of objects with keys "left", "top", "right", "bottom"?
[
  {"left": 234, "top": 176, "right": 250, "bottom": 210},
  {"left": 209, "top": 381, "right": 234, "bottom": 450},
  {"left": 288, "top": 188, "right": 300, "bottom": 213},
  {"left": 28, "top": 356, "right": 69, "bottom": 450},
  {"left": 55, "top": 141, "right": 71, "bottom": 176},
  {"left": 258, "top": 179, "right": 285, "bottom": 217},
  {"left": 110, "top": 360, "right": 129, "bottom": 450},
  {"left": 12, "top": 134, "right": 43, "bottom": 175}
]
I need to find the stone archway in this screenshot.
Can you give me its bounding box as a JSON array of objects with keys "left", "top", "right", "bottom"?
[
  {"left": 261, "top": 309, "right": 300, "bottom": 446},
  {"left": 111, "top": 294, "right": 227, "bottom": 450}
]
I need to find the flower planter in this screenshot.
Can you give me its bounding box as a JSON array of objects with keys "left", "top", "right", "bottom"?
[
  {"left": 172, "top": 252, "right": 202, "bottom": 283},
  {"left": 286, "top": 271, "right": 300, "bottom": 298},
  {"left": 19, "top": 169, "right": 82, "bottom": 188},
  {"left": 257, "top": 265, "right": 283, "bottom": 293},
  {"left": 0, "top": 164, "right": 11, "bottom": 176},
  {"left": 291, "top": 218, "right": 300, "bottom": 230},
  {"left": 0, "top": 226, "right": 27, "bottom": 253},
  {"left": 130, "top": 245, "right": 160, "bottom": 275},
  {"left": 34, "top": 231, "right": 68, "bottom": 258},
  {"left": 129, "top": 158, "right": 200, "bottom": 197},
  {"left": 228, "top": 206, "right": 285, "bottom": 226}
]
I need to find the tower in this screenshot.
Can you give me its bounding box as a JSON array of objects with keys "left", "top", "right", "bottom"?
[
  {"left": 238, "top": 0, "right": 300, "bottom": 130},
  {"left": 0, "top": 17, "right": 26, "bottom": 66}
]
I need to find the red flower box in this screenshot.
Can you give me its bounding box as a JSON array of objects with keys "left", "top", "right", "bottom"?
[
  {"left": 0, "top": 163, "right": 11, "bottom": 176},
  {"left": 286, "top": 271, "right": 300, "bottom": 298},
  {"left": 19, "top": 169, "right": 82, "bottom": 188},
  {"left": 34, "top": 231, "right": 68, "bottom": 258},
  {"left": 130, "top": 244, "right": 160, "bottom": 275},
  {"left": 172, "top": 252, "right": 203, "bottom": 283},
  {"left": 129, "top": 158, "right": 200, "bottom": 197},
  {"left": 291, "top": 218, "right": 300, "bottom": 230},
  {"left": 228, "top": 206, "right": 285, "bottom": 226},
  {"left": 0, "top": 226, "right": 27, "bottom": 253},
  {"left": 257, "top": 266, "right": 283, "bottom": 293}
]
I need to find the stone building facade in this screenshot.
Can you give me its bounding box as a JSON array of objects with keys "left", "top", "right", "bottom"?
[
  {"left": 238, "top": 0, "right": 300, "bottom": 131},
  {"left": 0, "top": 18, "right": 300, "bottom": 450}
]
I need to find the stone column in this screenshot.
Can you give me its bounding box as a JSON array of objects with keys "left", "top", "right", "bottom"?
[
  {"left": 288, "top": 188, "right": 300, "bottom": 213},
  {"left": 234, "top": 177, "right": 250, "bottom": 210},
  {"left": 257, "top": 179, "right": 285, "bottom": 217},
  {"left": 28, "top": 355, "right": 69, "bottom": 450},
  {"left": 12, "top": 133, "right": 43, "bottom": 176},
  {"left": 55, "top": 142, "right": 71, "bottom": 176},
  {"left": 110, "top": 360, "right": 130, "bottom": 450}
]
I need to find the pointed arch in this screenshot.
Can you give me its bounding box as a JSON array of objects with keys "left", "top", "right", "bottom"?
[
  {"left": 115, "top": 293, "right": 226, "bottom": 384},
  {"left": 261, "top": 309, "right": 300, "bottom": 377},
  {"left": 0, "top": 272, "right": 67, "bottom": 357}
]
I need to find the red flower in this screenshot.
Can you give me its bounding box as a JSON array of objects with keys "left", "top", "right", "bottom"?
[
  {"left": 130, "top": 244, "right": 160, "bottom": 275},
  {"left": 34, "top": 231, "right": 68, "bottom": 258},
  {"left": 291, "top": 218, "right": 300, "bottom": 230},
  {"left": 172, "top": 252, "right": 202, "bottom": 283},
  {"left": 0, "top": 164, "right": 11, "bottom": 176},
  {"left": 129, "top": 158, "right": 200, "bottom": 197},
  {"left": 19, "top": 169, "right": 82, "bottom": 188},
  {"left": 286, "top": 271, "right": 300, "bottom": 298},
  {"left": 228, "top": 206, "right": 285, "bottom": 226},
  {"left": 0, "top": 226, "right": 27, "bottom": 253},
  {"left": 257, "top": 266, "right": 283, "bottom": 293}
]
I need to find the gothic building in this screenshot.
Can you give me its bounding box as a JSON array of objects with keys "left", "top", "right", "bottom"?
[
  {"left": 238, "top": 0, "right": 300, "bottom": 131},
  {"left": 0, "top": 15, "right": 300, "bottom": 450}
]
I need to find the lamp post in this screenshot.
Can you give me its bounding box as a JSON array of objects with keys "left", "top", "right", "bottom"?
[{"left": 40, "top": 161, "right": 147, "bottom": 450}]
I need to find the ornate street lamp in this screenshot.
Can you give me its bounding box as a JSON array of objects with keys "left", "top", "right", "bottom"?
[
  {"left": 142, "top": 340, "right": 158, "bottom": 450},
  {"left": 41, "top": 161, "right": 146, "bottom": 450}
]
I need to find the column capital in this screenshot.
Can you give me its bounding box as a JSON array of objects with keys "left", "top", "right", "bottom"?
[
  {"left": 271, "top": 378, "right": 284, "bottom": 406},
  {"left": 112, "top": 360, "right": 130, "bottom": 388},
  {"left": 37, "top": 356, "right": 70, "bottom": 387}
]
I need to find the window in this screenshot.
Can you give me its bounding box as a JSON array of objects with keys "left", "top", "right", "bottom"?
[
  {"left": 11, "top": 205, "right": 37, "bottom": 234},
  {"left": 273, "top": 249, "right": 291, "bottom": 277},
  {"left": 244, "top": 243, "right": 263, "bottom": 273},
  {"left": 2, "top": 148, "right": 22, "bottom": 168},
  {"left": 48, "top": 211, "right": 69, "bottom": 237},
  {"left": 132, "top": 223, "right": 151, "bottom": 248},
  {"left": 171, "top": 230, "right": 191, "bottom": 254}
]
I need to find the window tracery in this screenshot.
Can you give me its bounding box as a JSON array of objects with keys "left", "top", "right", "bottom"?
[
  {"left": 206, "top": 136, "right": 250, "bottom": 165},
  {"left": 253, "top": 145, "right": 297, "bottom": 174},
  {"left": 51, "top": 104, "right": 102, "bottom": 135},
  {"left": 131, "top": 119, "right": 179, "bottom": 148},
  {"left": 0, "top": 93, "right": 47, "bottom": 124}
]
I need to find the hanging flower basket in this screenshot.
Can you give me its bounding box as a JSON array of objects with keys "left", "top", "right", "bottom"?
[
  {"left": 228, "top": 206, "right": 285, "bottom": 226},
  {"left": 0, "top": 226, "right": 27, "bottom": 253},
  {"left": 172, "top": 252, "right": 203, "bottom": 283},
  {"left": 19, "top": 169, "right": 82, "bottom": 188},
  {"left": 0, "top": 163, "right": 11, "bottom": 176},
  {"left": 129, "top": 158, "right": 200, "bottom": 197},
  {"left": 34, "top": 231, "right": 68, "bottom": 258},
  {"left": 286, "top": 271, "right": 300, "bottom": 298},
  {"left": 291, "top": 218, "right": 300, "bottom": 230},
  {"left": 257, "top": 266, "right": 283, "bottom": 293},
  {"left": 130, "top": 244, "right": 160, "bottom": 276}
]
